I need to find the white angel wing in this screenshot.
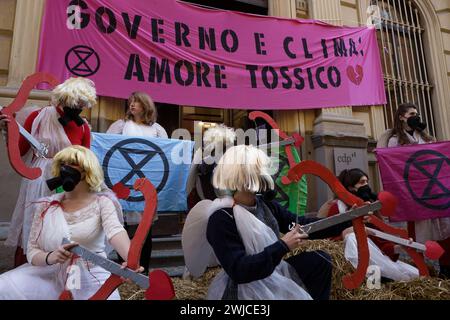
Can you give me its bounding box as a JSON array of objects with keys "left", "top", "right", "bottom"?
[{"left": 182, "top": 197, "right": 234, "bottom": 278}]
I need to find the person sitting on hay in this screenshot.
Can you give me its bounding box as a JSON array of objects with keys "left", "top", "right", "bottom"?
[
  {"left": 183, "top": 145, "right": 358, "bottom": 300},
  {"left": 318, "top": 168, "right": 419, "bottom": 282},
  {"left": 0, "top": 146, "right": 143, "bottom": 300}
]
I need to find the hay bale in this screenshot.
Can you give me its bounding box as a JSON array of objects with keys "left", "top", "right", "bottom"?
[
  {"left": 290, "top": 239, "right": 450, "bottom": 300},
  {"left": 119, "top": 282, "right": 144, "bottom": 300},
  {"left": 288, "top": 239, "right": 355, "bottom": 300},
  {"left": 384, "top": 278, "right": 450, "bottom": 300},
  {"left": 173, "top": 268, "right": 222, "bottom": 300},
  {"left": 119, "top": 268, "right": 222, "bottom": 300},
  {"left": 119, "top": 240, "right": 450, "bottom": 300}
]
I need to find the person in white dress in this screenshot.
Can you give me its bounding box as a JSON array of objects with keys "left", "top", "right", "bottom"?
[
  {"left": 106, "top": 91, "right": 168, "bottom": 273},
  {"left": 0, "top": 145, "right": 142, "bottom": 300},
  {"left": 0, "top": 77, "right": 96, "bottom": 267}
]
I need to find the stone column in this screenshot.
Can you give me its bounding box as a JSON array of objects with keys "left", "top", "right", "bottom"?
[
  {"left": 7, "top": 0, "right": 45, "bottom": 87},
  {"left": 310, "top": 0, "right": 369, "bottom": 208},
  {"left": 268, "top": 0, "right": 296, "bottom": 17},
  {"left": 0, "top": 0, "right": 50, "bottom": 107},
  {"left": 0, "top": 0, "right": 46, "bottom": 231}
]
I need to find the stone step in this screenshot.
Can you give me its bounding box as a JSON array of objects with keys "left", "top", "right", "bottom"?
[
  {"left": 155, "top": 265, "right": 186, "bottom": 278},
  {"left": 150, "top": 249, "right": 185, "bottom": 268},
  {"left": 108, "top": 246, "right": 186, "bottom": 270},
  {"left": 151, "top": 248, "right": 184, "bottom": 259},
  {"left": 0, "top": 223, "right": 10, "bottom": 241},
  {"left": 0, "top": 241, "right": 14, "bottom": 274},
  {"left": 152, "top": 214, "right": 184, "bottom": 237},
  {"left": 152, "top": 235, "right": 182, "bottom": 251}
]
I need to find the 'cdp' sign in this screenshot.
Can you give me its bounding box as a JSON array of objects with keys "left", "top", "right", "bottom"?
[{"left": 334, "top": 148, "right": 367, "bottom": 176}]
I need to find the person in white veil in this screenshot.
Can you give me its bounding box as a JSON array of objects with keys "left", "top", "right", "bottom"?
[
  {"left": 0, "top": 77, "right": 95, "bottom": 267},
  {"left": 185, "top": 145, "right": 354, "bottom": 300},
  {"left": 0, "top": 145, "right": 142, "bottom": 300}
]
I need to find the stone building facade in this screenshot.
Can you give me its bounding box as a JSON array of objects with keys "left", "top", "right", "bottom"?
[{"left": 0, "top": 0, "right": 449, "bottom": 235}]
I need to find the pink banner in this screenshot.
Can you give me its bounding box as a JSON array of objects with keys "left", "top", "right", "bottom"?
[
  {"left": 37, "top": 0, "right": 386, "bottom": 110},
  {"left": 376, "top": 142, "right": 450, "bottom": 222}
]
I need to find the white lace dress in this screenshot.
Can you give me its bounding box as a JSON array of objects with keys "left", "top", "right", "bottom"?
[{"left": 0, "top": 194, "right": 126, "bottom": 300}]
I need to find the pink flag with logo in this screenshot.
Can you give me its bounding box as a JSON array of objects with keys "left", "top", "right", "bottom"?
[
  {"left": 376, "top": 142, "right": 450, "bottom": 222},
  {"left": 37, "top": 0, "right": 386, "bottom": 110}
]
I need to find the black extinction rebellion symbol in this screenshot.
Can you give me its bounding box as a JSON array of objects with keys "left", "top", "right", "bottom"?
[
  {"left": 65, "top": 45, "right": 100, "bottom": 76},
  {"left": 404, "top": 150, "right": 450, "bottom": 210},
  {"left": 103, "top": 138, "right": 169, "bottom": 202}
]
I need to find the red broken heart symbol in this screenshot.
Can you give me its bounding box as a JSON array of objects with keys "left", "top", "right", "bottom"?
[{"left": 347, "top": 65, "right": 364, "bottom": 85}]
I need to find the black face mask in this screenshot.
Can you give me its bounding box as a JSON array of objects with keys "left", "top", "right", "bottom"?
[
  {"left": 407, "top": 116, "right": 427, "bottom": 132},
  {"left": 353, "top": 185, "right": 378, "bottom": 202},
  {"left": 46, "top": 165, "right": 82, "bottom": 192},
  {"left": 58, "top": 107, "right": 84, "bottom": 127}
]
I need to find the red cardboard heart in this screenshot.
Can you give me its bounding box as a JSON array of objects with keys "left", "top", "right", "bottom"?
[
  {"left": 145, "top": 270, "right": 175, "bottom": 300},
  {"left": 112, "top": 182, "right": 130, "bottom": 200}
]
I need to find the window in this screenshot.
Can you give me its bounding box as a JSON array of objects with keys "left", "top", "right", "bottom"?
[{"left": 372, "top": 0, "right": 436, "bottom": 136}]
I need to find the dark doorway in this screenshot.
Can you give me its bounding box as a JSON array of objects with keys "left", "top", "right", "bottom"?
[{"left": 181, "top": 0, "right": 268, "bottom": 15}]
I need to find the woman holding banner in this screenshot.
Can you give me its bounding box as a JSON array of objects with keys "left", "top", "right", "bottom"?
[
  {"left": 387, "top": 103, "right": 434, "bottom": 147},
  {"left": 107, "top": 91, "right": 168, "bottom": 139},
  {"left": 0, "top": 77, "right": 95, "bottom": 267},
  {"left": 386, "top": 103, "right": 450, "bottom": 278},
  {"left": 106, "top": 91, "right": 168, "bottom": 274}
]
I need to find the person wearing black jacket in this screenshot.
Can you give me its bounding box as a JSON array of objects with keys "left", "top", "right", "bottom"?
[{"left": 205, "top": 145, "right": 354, "bottom": 300}]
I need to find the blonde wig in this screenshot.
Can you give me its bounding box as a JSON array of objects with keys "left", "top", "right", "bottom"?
[
  {"left": 51, "top": 77, "right": 97, "bottom": 109},
  {"left": 213, "top": 145, "right": 274, "bottom": 193},
  {"left": 125, "top": 91, "right": 157, "bottom": 125},
  {"left": 203, "top": 124, "right": 236, "bottom": 147},
  {"left": 202, "top": 124, "right": 236, "bottom": 159},
  {"left": 52, "top": 145, "right": 104, "bottom": 192}
]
